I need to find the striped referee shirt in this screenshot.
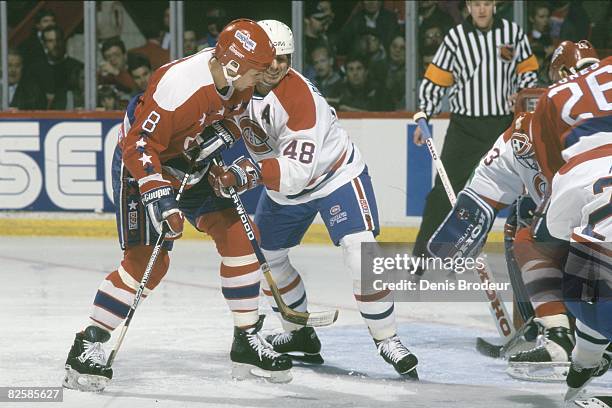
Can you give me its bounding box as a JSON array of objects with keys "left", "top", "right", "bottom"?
[{"left": 419, "top": 17, "right": 538, "bottom": 118}]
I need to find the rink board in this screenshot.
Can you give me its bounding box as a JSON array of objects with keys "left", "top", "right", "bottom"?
[{"left": 0, "top": 111, "right": 506, "bottom": 241}]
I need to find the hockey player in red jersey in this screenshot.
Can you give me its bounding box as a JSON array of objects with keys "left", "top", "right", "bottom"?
[
  {"left": 527, "top": 40, "right": 611, "bottom": 401},
  {"left": 63, "top": 19, "right": 293, "bottom": 391}
]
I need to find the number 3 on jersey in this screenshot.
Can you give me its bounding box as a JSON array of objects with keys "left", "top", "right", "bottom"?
[{"left": 283, "top": 140, "right": 316, "bottom": 164}]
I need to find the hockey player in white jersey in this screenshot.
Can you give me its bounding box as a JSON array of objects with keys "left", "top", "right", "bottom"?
[{"left": 208, "top": 20, "right": 418, "bottom": 378}]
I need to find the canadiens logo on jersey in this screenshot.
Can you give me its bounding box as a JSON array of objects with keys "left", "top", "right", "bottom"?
[
  {"left": 239, "top": 117, "right": 273, "bottom": 154},
  {"left": 511, "top": 132, "right": 531, "bottom": 156}
]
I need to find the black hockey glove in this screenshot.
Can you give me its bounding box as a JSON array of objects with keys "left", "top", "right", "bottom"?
[{"left": 185, "top": 119, "right": 241, "bottom": 166}]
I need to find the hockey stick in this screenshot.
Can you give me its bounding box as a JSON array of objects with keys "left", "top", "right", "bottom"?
[
  {"left": 413, "top": 112, "right": 516, "bottom": 345},
  {"left": 212, "top": 157, "right": 339, "bottom": 327},
  {"left": 106, "top": 166, "right": 193, "bottom": 368}
]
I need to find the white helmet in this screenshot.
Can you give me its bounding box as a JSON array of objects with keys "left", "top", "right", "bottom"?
[{"left": 257, "top": 20, "right": 294, "bottom": 55}]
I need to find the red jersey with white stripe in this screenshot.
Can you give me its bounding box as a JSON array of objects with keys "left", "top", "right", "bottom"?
[
  {"left": 118, "top": 49, "right": 253, "bottom": 193},
  {"left": 531, "top": 56, "right": 612, "bottom": 182},
  {"left": 239, "top": 68, "right": 365, "bottom": 204}
]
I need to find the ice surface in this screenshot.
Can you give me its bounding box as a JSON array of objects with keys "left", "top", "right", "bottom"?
[{"left": 0, "top": 237, "right": 609, "bottom": 407}]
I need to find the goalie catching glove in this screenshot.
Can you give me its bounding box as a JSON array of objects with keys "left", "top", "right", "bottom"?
[
  {"left": 184, "top": 118, "right": 242, "bottom": 165},
  {"left": 141, "top": 186, "right": 184, "bottom": 239},
  {"left": 208, "top": 156, "right": 261, "bottom": 198}
]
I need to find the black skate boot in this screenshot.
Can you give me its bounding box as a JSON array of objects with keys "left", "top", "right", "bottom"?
[
  {"left": 266, "top": 326, "right": 324, "bottom": 364},
  {"left": 231, "top": 316, "right": 293, "bottom": 383},
  {"left": 565, "top": 353, "right": 611, "bottom": 402},
  {"left": 63, "top": 325, "right": 113, "bottom": 392},
  {"left": 375, "top": 335, "right": 419, "bottom": 379},
  {"left": 507, "top": 319, "right": 574, "bottom": 382}
]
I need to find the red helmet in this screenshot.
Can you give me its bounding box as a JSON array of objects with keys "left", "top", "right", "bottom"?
[
  {"left": 549, "top": 40, "right": 599, "bottom": 83},
  {"left": 214, "top": 19, "right": 275, "bottom": 78}
]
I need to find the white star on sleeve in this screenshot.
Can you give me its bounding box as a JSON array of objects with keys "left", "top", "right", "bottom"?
[
  {"left": 139, "top": 153, "right": 152, "bottom": 166},
  {"left": 128, "top": 200, "right": 138, "bottom": 210},
  {"left": 135, "top": 138, "right": 147, "bottom": 148}
]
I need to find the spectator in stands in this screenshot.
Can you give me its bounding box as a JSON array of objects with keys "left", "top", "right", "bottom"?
[
  {"left": 330, "top": 55, "right": 388, "bottom": 111},
  {"left": 337, "top": 1, "right": 400, "bottom": 56},
  {"left": 356, "top": 28, "right": 387, "bottom": 85},
  {"left": 380, "top": 35, "right": 405, "bottom": 110},
  {"left": 20, "top": 9, "right": 56, "bottom": 67},
  {"left": 198, "top": 7, "right": 227, "bottom": 49},
  {"left": 128, "top": 54, "right": 152, "bottom": 94},
  {"left": 304, "top": 1, "right": 335, "bottom": 67},
  {"left": 99, "top": 38, "right": 137, "bottom": 97},
  {"left": 419, "top": 1, "right": 454, "bottom": 35},
  {"left": 29, "top": 26, "right": 83, "bottom": 110},
  {"left": 160, "top": 7, "right": 171, "bottom": 49},
  {"left": 129, "top": 25, "right": 170, "bottom": 70},
  {"left": 184, "top": 29, "right": 199, "bottom": 56},
  {"left": 420, "top": 21, "right": 444, "bottom": 55},
  {"left": 97, "top": 85, "right": 120, "bottom": 111},
  {"left": 528, "top": 2, "right": 553, "bottom": 58},
  {"left": 65, "top": 66, "right": 85, "bottom": 110},
  {"left": 7, "top": 49, "right": 46, "bottom": 110},
  {"left": 309, "top": 45, "right": 342, "bottom": 98}
]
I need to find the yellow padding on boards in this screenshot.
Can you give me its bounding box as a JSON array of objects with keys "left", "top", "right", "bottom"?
[{"left": 0, "top": 218, "right": 505, "bottom": 244}]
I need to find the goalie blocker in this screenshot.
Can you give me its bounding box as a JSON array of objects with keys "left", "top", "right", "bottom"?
[{"left": 427, "top": 189, "right": 495, "bottom": 262}]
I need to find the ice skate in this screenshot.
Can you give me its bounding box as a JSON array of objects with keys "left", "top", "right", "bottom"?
[
  {"left": 266, "top": 326, "right": 324, "bottom": 364},
  {"left": 565, "top": 354, "right": 611, "bottom": 402},
  {"left": 231, "top": 316, "right": 293, "bottom": 383},
  {"left": 375, "top": 335, "right": 419, "bottom": 379},
  {"left": 63, "top": 325, "right": 113, "bottom": 392},
  {"left": 506, "top": 318, "right": 574, "bottom": 382}
]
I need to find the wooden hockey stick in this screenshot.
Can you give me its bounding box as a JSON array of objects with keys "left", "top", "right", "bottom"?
[
  {"left": 413, "top": 112, "right": 516, "bottom": 344},
  {"left": 213, "top": 157, "right": 339, "bottom": 327},
  {"left": 106, "top": 166, "right": 193, "bottom": 368}
]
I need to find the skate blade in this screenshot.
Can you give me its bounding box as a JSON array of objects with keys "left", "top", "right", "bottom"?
[
  {"left": 506, "top": 362, "right": 570, "bottom": 382},
  {"left": 399, "top": 366, "right": 419, "bottom": 380},
  {"left": 287, "top": 352, "right": 324, "bottom": 365},
  {"left": 63, "top": 366, "right": 110, "bottom": 392},
  {"left": 231, "top": 362, "right": 292, "bottom": 384}
]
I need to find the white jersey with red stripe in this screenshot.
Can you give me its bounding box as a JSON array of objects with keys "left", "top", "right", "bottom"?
[
  {"left": 467, "top": 112, "right": 548, "bottom": 207},
  {"left": 238, "top": 68, "right": 365, "bottom": 204}
]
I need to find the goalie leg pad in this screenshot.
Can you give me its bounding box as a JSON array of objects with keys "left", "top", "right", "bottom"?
[{"left": 428, "top": 189, "right": 495, "bottom": 260}]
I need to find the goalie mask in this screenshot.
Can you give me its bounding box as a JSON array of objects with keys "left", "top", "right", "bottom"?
[
  {"left": 510, "top": 113, "right": 538, "bottom": 171},
  {"left": 214, "top": 19, "right": 275, "bottom": 83}
]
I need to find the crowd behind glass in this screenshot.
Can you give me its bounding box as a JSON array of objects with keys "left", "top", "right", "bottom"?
[{"left": 3, "top": 0, "right": 611, "bottom": 112}]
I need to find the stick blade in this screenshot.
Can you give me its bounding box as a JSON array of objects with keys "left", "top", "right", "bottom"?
[
  {"left": 476, "top": 337, "right": 503, "bottom": 358},
  {"left": 306, "top": 309, "right": 339, "bottom": 327},
  {"left": 282, "top": 309, "right": 339, "bottom": 328}
]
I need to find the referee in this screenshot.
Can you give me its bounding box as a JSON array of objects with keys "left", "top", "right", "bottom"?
[{"left": 412, "top": 0, "right": 538, "bottom": 266}]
